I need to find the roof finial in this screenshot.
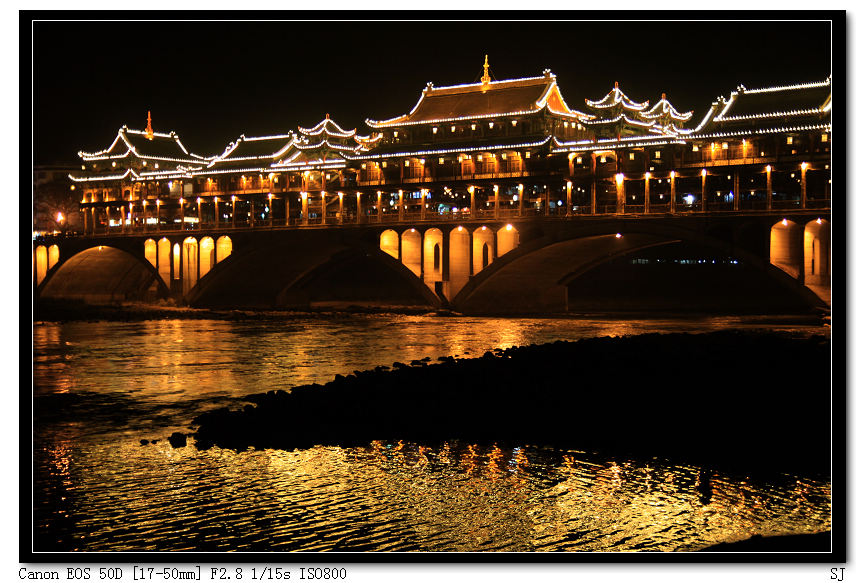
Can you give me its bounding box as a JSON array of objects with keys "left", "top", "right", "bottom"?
[
  {"left": 662, "top": 92, "right": 666, "bottom": 100},
  {"left": 614, "top": 81, "right": 619, "bottom": 89},
  {"left": 326, "top": 113, "right": 330, "bottom": 119},
  {"left": 145, "top": 111, "right": 154, "bottom": 140},
  {"left": 481, "top": 54, "right": 491, "bottom": 86}
]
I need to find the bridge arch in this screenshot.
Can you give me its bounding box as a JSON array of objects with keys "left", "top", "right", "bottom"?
[
  {"left": 452, "top": 220, "right": 824, "bottom": 314},
  {"left": 380, "top": 229, "right": 399, "bottom": 259},
  {"left": 38, "top": 244, "right": 168, "bottom": 303},
  {"left": 770, "top": 219, "right": 804, "bottom": 280},
  {"left": 472, "top": 226, "right": 496, "bottom": 274},
  {"left": 447, "top": 226, "right": 471, "bottom": 300},
  {"left": 497, "top": 224, "right": 519, "bottom": 256},
  {"left": 48, "top": 245, "right": 60, "bottom": 271},
  {"left": 216, "top": 235, "right": 233, "bottom": 263},
  {"left": 157, "top": 237, "right": 171, "bottom": 284},
  {"left": 34, "top": 245, "right": 48, "bottom": 286},
  {"left": 401, "top": 228, "right": 422, "bottom": 277},
  {"left": 182, "top": 237, "right": 198, "bottom": 294},
  {"left": 423, "top": 228, "right": 444, "bottom": 290},
  {"left": 804, "top": 218, "right": 830, "bottom": 286},
  {"left": 199, "top": 236, "right": 215, "bottom": 279}
]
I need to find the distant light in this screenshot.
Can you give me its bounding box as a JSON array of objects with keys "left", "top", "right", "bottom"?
[
  {"left": 512, "top": 194, "right": 518, "bottom": 202},
  {"left": 615, "top": 233, "right": 622, "bottom": 239},
  {"left": 56, "top": 212, "right": 64, "bottom": 222},
  {"left": 505, "top": 224, "right": 513, "bottom": 231},
  {"left": 701, "top": 169, "right": 707, "bottom": 177},
  {"left": 683, "top": 194, "right": 695, "bottom": 205},
  {"left": 615, "top": 173, "right": 624, "bottom": 185},
  {"left": 816, "top": 218, "right": 823, "bottom": 224},
  {"left": 782, "top": 218, "right": 788, "bottom": 226}
]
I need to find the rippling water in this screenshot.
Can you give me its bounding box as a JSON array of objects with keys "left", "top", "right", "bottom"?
[{"left": 32, "top": 314, "right": 831, "bottom": 552}]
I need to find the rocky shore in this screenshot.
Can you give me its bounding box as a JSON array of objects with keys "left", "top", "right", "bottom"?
[{"left": 191, "top": 331, "right": 831, "bottom": 478}]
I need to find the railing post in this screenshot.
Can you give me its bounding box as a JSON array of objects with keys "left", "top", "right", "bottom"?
[
  {"left": 493, "top": 185, "right": 499, "bottom": 220},
  {"left": 766, "top": 165, "right": 773, "bottom": 211},
  {"left": 301, "top": 192, "right": 308, "bottom": 225},
  {"left": 669, "top": 171, "right": 676, "bottom": 214},
  {"left": 566, "top": 181, "right": 572, "bottom": 216},
  {"left": 644, "top": 172, "right": 650, "bottom": 214},
  {"left": 377, "top": 191, "right": 383, "bottom": 223},
  {"left": 321, "top": 191, "right": 327, "bottom": 225},
  {"left": 801, "top": 162, "right": 808, "bottom": 209},
  {"left": 469, "top": 186, "right": 475, "bottom": 219},
  {"left": 356, "top": 192, "right": 362, "bottom": 225},
  {"left": 398, "top": 190, "right": 404, "bottom": 222},
  {"left": 733, "top": 171, "right": 740, "bottom": 211},
  {"left": 338, "top": 192, "right": 344, "bottom": 224},
  {"left": 701, "top": 169, "right": 707, "bottom": 212},
  {"left": 615, "top": 173, "right": 625, "bottom": 215},
  {"left": 517, "top": 184, "right": 524, "bottom": 217},
  {"left": 232, "top": 196, "right": 237, "bottom": 228}
]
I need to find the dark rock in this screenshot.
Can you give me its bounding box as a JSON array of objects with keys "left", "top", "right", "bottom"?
[
  {"left": 151, "top": 439, "right": 159, "bottom": 444},
  {"left": 140, "top": 439, "right": 149, "bottom": 446},
  {"left": 168, "top": 432, "right": 187, "bottom": 448}
]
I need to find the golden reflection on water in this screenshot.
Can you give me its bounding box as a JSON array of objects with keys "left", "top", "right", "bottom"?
[{"left": 33, "top": 316, "right": 831, "bottom": 551}]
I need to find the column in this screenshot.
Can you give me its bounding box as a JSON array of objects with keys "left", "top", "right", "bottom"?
[
  {"left": 376, "top": 191, "right": 383, "bottom": 223},
  {"left": 232, "top": 196, "right": 237, "bottom": 228},
  {"left": 701, "top": 169, "right": 707, "bottom": 212},
  {"left": 321, "top": 191, "right": 327, "bottom": 225},
  {"left": 420, "top": 189, "right": 427, "bottom": 221},
  {"left": 90, "top": 207, "right": 96, "bottom": 235},
  {"left": 268, "top": 194, "right": 274, "bottom": 228},
  {"left": 591, "top": 154, "right": 597, "bottom": 215},
  {"left": 301, "top": 192, "right": 309, "bottom": 226},
  {"left": 179, "top": 198, "right": 185, "bottom": 231},
  {"left": 493, "top": 185, "right": 499, "bottom": 219},
  {"left": 249, "top": 199, "right": 255, "bottom": 228},
  {"left": 766, "top": 165, "right": 773, "bottom": 210},
  {"left": 356, "top": 192, "right": 362, "bottom": 224},
  {"left": 156, "top": 200, "right": 161, "bottom": 232},
  {"left": 338, "top": 192, "right": 344, "bottom": 224},
  {"left": 517, "top": 184, "right": 524, "bottom": 217},
  {"left": 566, "top": 181, "right": 572, "bottom": 217},
  {"left": 644, "top": 172, "right": 650, "bottom": 214},
  {"left": 469, "top": 186, "right": 475, "bottom": 219},
  {"left": 801, "top": 162, "right": 808, "bottom": 209},
  {"left": 197, "top": 197, "right": 202, "bottom": 230},
  {"left": 544, "top": 185, "right": 549, "bottom": 216},
  {"left": 615, "top": 173, "right": 625, "bottom": 215},
  {"left": 398, "top": 190, "right": 404, "bottom": 221},
  {"left": 669, "top": 171, "right": 676, "bottom": 213},
  {"left": 733, "top": 171, "right": 740, "bottom": 211},
  {"left": 214, "top": 197, "right": 219, "bottom": 226}
]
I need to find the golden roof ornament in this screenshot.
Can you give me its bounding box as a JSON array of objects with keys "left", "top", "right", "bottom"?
[
  {"left": 145, "top": 111, "right": 154, "bottom": 140},
  {"left": 481, "top": 54, "right": 491, "bottom": 88}
]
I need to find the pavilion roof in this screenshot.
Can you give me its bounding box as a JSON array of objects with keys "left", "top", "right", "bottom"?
[
  {"left": 367, "top": 69, "right": 589, "bottom": 128},
  {"left": 78, "top": 126, "right": 211, "bottom": 166},
  {"left": 638, "top": 94, "right": 693, "bottom": 123},
  {"left": 711, "top": 78, "right": 831, "bottom": 124},
  {"left": 584, "top": 82, "right": 649, "bottom": 112}
]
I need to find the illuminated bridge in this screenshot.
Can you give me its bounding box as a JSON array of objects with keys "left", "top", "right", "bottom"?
[{"left": 34, "top": 207, "right": 830, "bottom": 314}]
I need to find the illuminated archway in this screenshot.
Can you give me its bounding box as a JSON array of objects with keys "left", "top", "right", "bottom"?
[
  {"left": 144, "top": 239, "right": 157, "bottom": 269},
  {"left": 770, "top": 219, "right": 804, "bottom": 280},
  {"left": 472, "top": 226, "right": 495, "bottom": 275},
  {"left": 182, "top": 237, "right": 198, "bottom": 294},
  {"left": 47, "top": 244, "right": 60, "bottom": 270},
  {"left": 448, "top": 226, "right": 470, "bottom": 299},
  {"left": 423, "top": 228, "right": 444, "bottom": 290},
  {"left": 380, "top": 229, "right": 399, "bottom": 259},
  {"left": 199, "top": 237, "right": 215, "bottom": 279},
  {"left": 497, "top": 224, "right": 519, "bottom": 256},
  {"left": 34, "top": 245, "right": 47, "bottom": 285},
  {"left": 804, "top": 219, "right": 830, "bottom": 286},
  {"left": 157, "top": 238, "right": 171, "bottom": 284},
  {"left": 172, "top": 243, "right": 181, "bottom": 281},
  {"left": 216, "top": 235, "right": 233, "bottom": 263},
  {"left": 401, "top": 228, "right": 422, "bottom": 277}
]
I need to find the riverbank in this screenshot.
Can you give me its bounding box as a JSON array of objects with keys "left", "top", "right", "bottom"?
[{"left": 191, "top": 331, "right": 831, "bottom": 478}]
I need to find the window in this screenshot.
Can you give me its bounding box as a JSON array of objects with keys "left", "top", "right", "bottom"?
[
  {"left": 692, "top": 145, "right": 699, "bottom": 152},
  {"left": 438, "top": 158, "right": 444, "bottom": 165},
  {"left": 629, "top": 152, "right": 635, "bottom": 160},
  {"left": 722, "top": 142, "right": 728, "bottom": 150},
  {"left": 821, "top": 133, "right": 828, "bottom": 142},
  {"left": 654, "top": 151, "right": 661, "bottom": 159},
  {"left": 576, "top": 157, "right": 582, "bottom": 164},
  {"left": 786, "top": 136, "right": 794, "bottom": 145}
]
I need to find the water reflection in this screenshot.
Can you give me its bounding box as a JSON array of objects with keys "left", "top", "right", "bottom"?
[{"left": 32, "top": 314, "right": 830, "bottom": 551}]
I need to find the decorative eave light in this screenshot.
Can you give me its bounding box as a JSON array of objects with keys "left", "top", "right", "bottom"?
[
  {"left": 715, "top": 107, "right": 824, "bottom": 122},
  {"left": 742, "top": 77, "right": 830, "bottom": 95},
  {"left": 346, "top": 136, "right": 552, "bottom": 161}
]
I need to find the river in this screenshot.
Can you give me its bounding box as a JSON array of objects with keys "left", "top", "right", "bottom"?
[{"left": 31, "top": 313, "right": 832, "bottom": 552}]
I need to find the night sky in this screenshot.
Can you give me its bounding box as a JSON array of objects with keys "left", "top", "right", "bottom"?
[{"left": 32, "top": 18, "right": 832, "bottom": 165}]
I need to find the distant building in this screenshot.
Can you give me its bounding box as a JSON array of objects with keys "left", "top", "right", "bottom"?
[{"left": 34, "top": 163, "right": 81, "bottom": 235}]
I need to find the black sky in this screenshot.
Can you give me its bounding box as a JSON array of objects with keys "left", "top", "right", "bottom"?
[{"left": 32, "top": 18, "right": 832, "bottom": 165}]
